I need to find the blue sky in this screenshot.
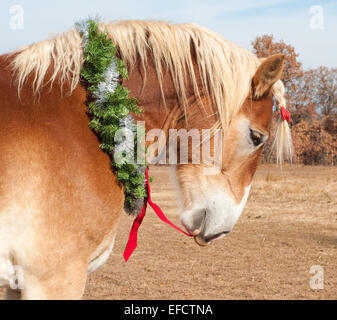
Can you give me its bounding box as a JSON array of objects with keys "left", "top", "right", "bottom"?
[{"left": 0, "top": 0, "right": 336, "bottom": 68}]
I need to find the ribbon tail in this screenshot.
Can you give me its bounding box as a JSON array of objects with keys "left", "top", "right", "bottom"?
[
  {"left": 123, "top": 202, "right": 147, "bottom": 262},
  {"left": 148, "top": 199, "right": 192, "bottom": 237},
  {"left": 123, "top": 167, "right": 192, "bottom": 262}
]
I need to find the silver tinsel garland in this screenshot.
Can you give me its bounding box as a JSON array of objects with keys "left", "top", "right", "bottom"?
[{"left": 93, "top": 62, "right": 119, "bottom": 106}]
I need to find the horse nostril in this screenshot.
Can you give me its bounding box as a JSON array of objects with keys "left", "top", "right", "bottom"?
[{"left": 223, "top": 231, "right": 230, "bottom": 235}]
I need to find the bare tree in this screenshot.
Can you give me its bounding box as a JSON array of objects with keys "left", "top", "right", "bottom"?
[{"left": 305, "top": 67, "right": 337, "bottom": 116}]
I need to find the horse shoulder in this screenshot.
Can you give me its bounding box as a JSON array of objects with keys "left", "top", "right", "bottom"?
[{"left": 0, "top": 56, "right": 124, "bottom": 296}]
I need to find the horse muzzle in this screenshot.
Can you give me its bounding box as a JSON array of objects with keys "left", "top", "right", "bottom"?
[{"left": 180, "top": 208, "right": 232, "bottom": 246}]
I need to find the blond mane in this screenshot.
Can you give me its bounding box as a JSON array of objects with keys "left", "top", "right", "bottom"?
[{"left": 10, "top": 20, "right": 292, "bottom": 162}]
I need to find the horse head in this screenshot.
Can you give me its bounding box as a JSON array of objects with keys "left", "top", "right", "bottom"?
[{"left": 176, "top": 54, "right": 287, "bottom": 245}]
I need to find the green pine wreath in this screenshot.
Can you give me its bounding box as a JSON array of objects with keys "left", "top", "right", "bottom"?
[{"left": 76, "top": 19, "right": 148, "bottom": 214}]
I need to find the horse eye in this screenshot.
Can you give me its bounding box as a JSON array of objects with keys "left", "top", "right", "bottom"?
[{"left": 250, "top": 129, "right": 263, "bottom": 147}]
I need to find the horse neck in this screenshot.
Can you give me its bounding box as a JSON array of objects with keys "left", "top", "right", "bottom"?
[
  {"left": 122, "top": 58, "right": 220, "bottom": 165},
  {"left": 122, "top": 56, "right": 199, "bottom": 133}
]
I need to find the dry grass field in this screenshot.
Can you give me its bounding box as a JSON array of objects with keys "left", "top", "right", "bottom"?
[
  {"left": 1, "top": 164, "right": 336, "bottom": 299},
  {"left": 84, "top": 164, "right": 337, "bottom": 300}
]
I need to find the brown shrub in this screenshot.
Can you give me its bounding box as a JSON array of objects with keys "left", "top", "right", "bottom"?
[{"left": 292, "top": 119, "right": 337, "bottom": 165}]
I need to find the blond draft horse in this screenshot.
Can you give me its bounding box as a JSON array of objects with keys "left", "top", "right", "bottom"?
[{"left": 0, "top": 21, "right": 292, "bottom": 299}]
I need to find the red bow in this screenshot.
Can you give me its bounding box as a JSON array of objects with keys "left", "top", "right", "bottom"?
[
  {"left": 123, "top": 168, "right": 192, "bottom": 262},
  {"left": 280, "top": 106, "right": 290, "bottom": 123}
]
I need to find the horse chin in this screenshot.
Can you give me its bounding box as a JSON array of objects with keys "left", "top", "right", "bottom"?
[
  {"left": 194, "top": 232, "right": 227, "bottom": 247},
  {"left": 194, "top": 235, "right": 210, "bottom": 247}
]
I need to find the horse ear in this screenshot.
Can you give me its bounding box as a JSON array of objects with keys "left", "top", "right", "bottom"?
[{"left": 252, "top": 54, "right": 285, "bottom": 99}]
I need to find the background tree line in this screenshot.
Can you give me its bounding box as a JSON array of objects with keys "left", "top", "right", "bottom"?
[{"left": 252, "top": 35, "right": 337, "bottom": 165}]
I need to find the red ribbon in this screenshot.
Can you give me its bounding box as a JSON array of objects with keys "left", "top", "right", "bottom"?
[
  {"left": 280, "top": 106, "right": 290, "bottom": 123},
  {"left": 123, "top": 168, "right": 192, "bottom": 262}
]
